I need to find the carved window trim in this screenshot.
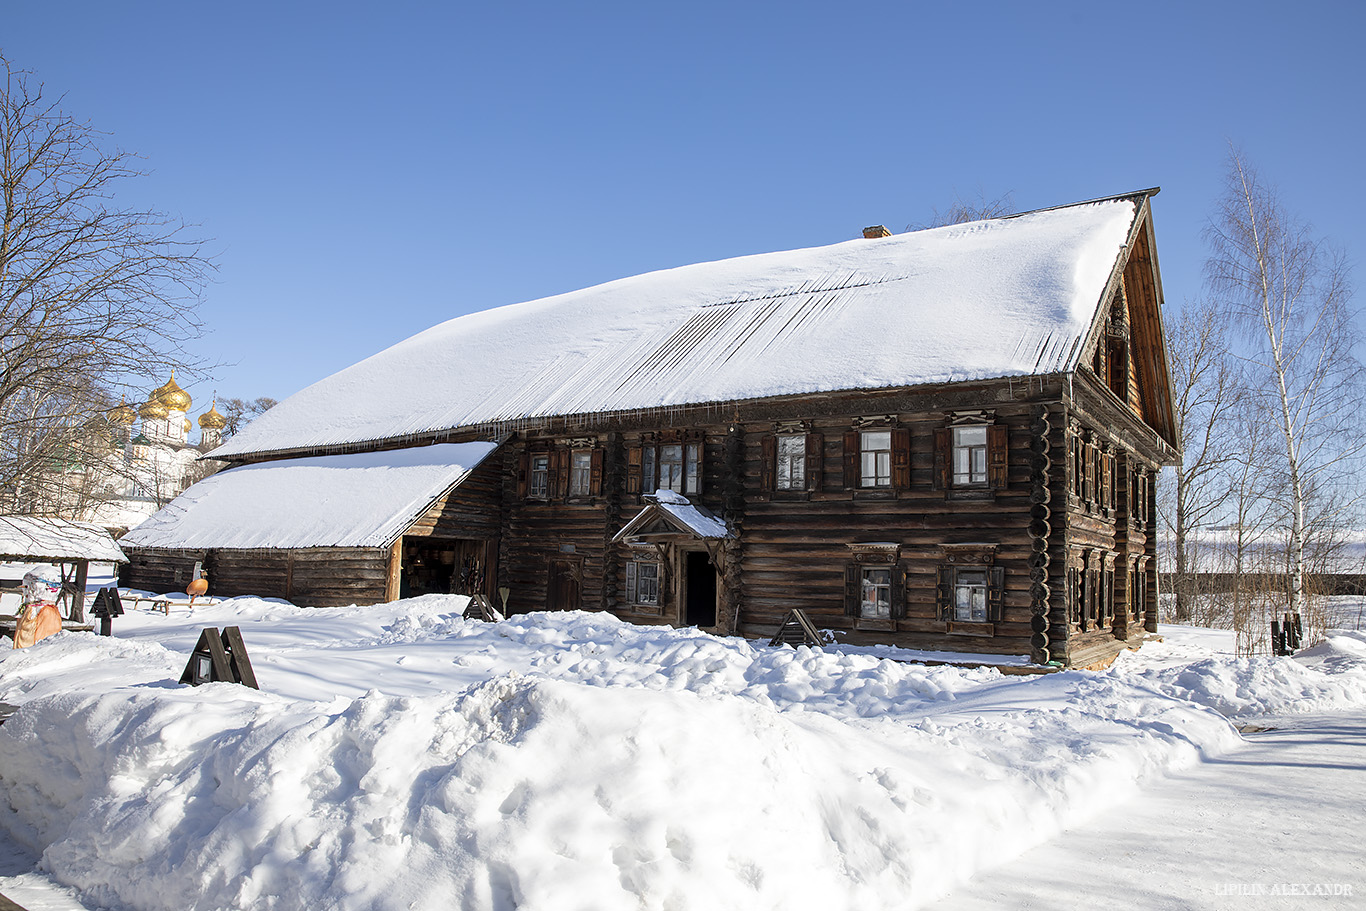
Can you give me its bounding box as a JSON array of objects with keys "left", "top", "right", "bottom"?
[
  {"left": 843, "top": 543, "right": 904, "bottom": 624},
  {"left": 628, "top": 431, "right": 704, "bottom": 499},
  {"left": 935, "top": 544, "right": 1003, "bottom": 631}
]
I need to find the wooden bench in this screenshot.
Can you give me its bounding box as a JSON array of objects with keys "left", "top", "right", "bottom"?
[{"left": 0, "top": 614, "right": 96, "bottom": 638}]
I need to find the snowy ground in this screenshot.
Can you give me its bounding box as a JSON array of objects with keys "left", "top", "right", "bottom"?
[
  {"left": 0, "top": 597, "right": 1363, "bottom": 910},
  {"left": 929, "top": 710, "right": 1366, "bottom": 909}
]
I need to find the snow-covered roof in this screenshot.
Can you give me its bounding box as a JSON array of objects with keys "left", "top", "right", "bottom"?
[
  {"left": 216, "top": 195, "right": 1145, "bottom": 460},
  {"left": 614, "top": 490, "right": 731, "bottom": 542},
  {"left": 120, "top": 442, "right": 498, "bottom": 550},
  {"left": 0, "top": 516, "right": 128, "bottom": 563}
]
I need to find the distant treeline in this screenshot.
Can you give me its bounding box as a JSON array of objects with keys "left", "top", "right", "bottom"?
[{"left": 1160, "top": 573, "right": 1366, "bottom": 597}]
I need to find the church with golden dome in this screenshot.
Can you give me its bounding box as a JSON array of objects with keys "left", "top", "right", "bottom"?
[{"left": 89, "top": 373, "right": 229, "bottom": 532}]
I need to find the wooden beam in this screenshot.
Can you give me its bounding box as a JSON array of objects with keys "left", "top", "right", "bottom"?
[{"left": 385, "top": 540, "right": 403, "bottom": 602}]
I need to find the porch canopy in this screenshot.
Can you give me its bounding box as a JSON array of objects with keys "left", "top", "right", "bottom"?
[
  {"left": 121, "top": 442, "right": 499, "bottom": 551},
  {"left": 612, "top": 489, "right": 730, "bottom": 545}
]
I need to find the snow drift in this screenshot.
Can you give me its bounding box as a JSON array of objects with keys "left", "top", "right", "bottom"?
[{"left": 1, "top": 603, "right": 1362, "bottom": 911}]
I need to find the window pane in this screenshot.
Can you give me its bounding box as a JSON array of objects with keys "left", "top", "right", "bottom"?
[
  {"left": 685, "top": 443, "right": 701, "bottom": 494},
  {"left": 660, "top": 444, "right": 684, "bottom": 492},
  {"left": 860, "top": 431, "right": 891, "bottom": 487},
  {"left": 953, "top": 425, "right": 988, "bottom": 485},
  {"left": 954, "top": 570, "right": 987, "bottom": 622},
  {"left": 569, "top": 451, "right": 592, "bottom": 496},
  {"left": 530, "top": 455, "right": 549, "bottom": 497},
  {"left": 777, "top": 435, "right": 805, "bottom": 490},
  {"left": 643, "top": 447, "right": 655, "bottom": 492},
  {"left": 637, "top": 562, "right": 659, "bottom": 604},
  {"left": 860, "top": 567, "right": 892, "bottom": 619}
]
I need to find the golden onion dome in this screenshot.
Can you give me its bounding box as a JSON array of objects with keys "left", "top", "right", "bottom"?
[
  {"left": 183, "top": 417, "right": 193, "bottom": 434},
  {"left": 152, "top": 373, "right": 192, "bottom": 412},
  {"left": 138, "top": 397, "right": 169, "bottom": 420},
  {"left": 108, "top": 400, "right": 137, "bottom": 425},
  {"left": 198, "top": 401, "right": 227, "bottom": 430}
]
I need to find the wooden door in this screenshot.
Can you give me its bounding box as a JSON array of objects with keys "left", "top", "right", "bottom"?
[{"left": 548, "top": 558, "right": 581, "bottom": 612}]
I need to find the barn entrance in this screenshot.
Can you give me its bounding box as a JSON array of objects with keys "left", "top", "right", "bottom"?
[
  {"left": 682, "top": 549, "right": 718, "bottom": 627},
  {"left": 399, "top": 537, "right": 488, "bottom": 598}
]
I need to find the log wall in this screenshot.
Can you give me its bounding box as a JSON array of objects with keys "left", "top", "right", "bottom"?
[{"left": 122, "top": 546, "right": 391, "bottom": 608}]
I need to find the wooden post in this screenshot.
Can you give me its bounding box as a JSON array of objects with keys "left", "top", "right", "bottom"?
[
  {"left": 70, "top": 559, "right": 89, "bottom": 623},
  {"left": 385, "top": 540, "right": 403, "bottom": 602}
]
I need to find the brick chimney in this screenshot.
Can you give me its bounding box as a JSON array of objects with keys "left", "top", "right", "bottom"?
[{"left": 862, "top": 225, "right": 892, "bottom": 239}]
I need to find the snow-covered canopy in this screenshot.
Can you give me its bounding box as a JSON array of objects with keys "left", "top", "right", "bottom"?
[
  {"left": 615, "top": 489, "right": 731, "bottom": 542},
  {"left": 120, "top": 442, "right": 498, "bottom": 551},
  {"left": 0, "top": 516, "right": 127, "bottom": 563},
  {"left": 215, "top": 196, "right": 1143, "bottom": 460}
]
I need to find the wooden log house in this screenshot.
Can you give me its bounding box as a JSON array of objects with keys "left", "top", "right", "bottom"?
[{"left": 122, "top": 190, "right": 1179, "bottom": 668}]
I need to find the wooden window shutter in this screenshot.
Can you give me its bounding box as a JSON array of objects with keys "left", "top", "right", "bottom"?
[
  {"left": 626, "top": 446, "right": 643, "bottom": 495},
  {"left": 842, "top": 431, "right": 860, "bottom": 490},
  {"left": 760, "top": 434, "right": 777, "bottom": 495},
  {"left": 625, "top": 560, "right": 636, "bottom": 603},
  {"left": 935, "top": 565, "right": 953, "bottom": 620},
  {"left": 1083, "top": 442, "right": 1095, "bottom": 503},
  {"left": 844, "top": 564, "right": 860, "bottom": 616},
  {"left": 891, "top": 427, "right": 911, "bottom": 490},
  {"left": 932, "top": 428, "right": 950, "bottom": 490},
  {"left": 1068, "top": 568, "right": 1079, "bottom": 626},
  {"left": 805, "top": 431, "right": 823, "bottom": 491},
  {"left": 1101, "top": 453, "right": 1113, "bottom": 511},
  {"left": 553, "top": 449, "right": 570, "bottom": 499},
  {"left": 890, "top": 564, "right": 906, "bottom": 619},
  {"left": 589, "top": 448, "right": 604, "bottom": 497},
  {"left": 642, "top": 445, "right": 658, "bottom": 494},
  {"left": 988, "top": 424, "right": 1009, "bottom": 490},
  {"left": 988, "top": 566, "right": 1005, "bottom": 621},
  {"left": 516, "top": 452, "right": 529, "bottom": 498}
]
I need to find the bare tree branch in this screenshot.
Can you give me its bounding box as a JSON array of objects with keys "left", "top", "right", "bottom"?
[{"left": 0, "top": 56, "right": 214, "bottom": 513}]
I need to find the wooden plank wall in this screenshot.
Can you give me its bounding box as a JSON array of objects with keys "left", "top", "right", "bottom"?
[
  {"left": 283, "top": 549, "right": 390, "bottom": 606},
  {"left": 120, "top": 549, "right": 205, "bottom": 593},
  {"left": 504, "top": 393, "right": 1069, "bottom": 658},
  {"left": 122, "top": 546, "right": 390, "bottom": 607},
  {"left": 407, "top": 451, "right": 504, "bottom": 540},
  {"left": 501, "top": 449, "right": 611, "bottom": 616},
  {"left": 735, "top": 406, "right": 1037, "bottom": 656}
]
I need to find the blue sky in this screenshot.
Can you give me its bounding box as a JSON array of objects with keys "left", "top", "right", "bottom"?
[{"left": 4, "top": 2, "right": 1363, "bottom": 413}]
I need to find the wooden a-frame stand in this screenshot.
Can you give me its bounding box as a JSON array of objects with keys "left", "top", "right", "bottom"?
[{"left": 179, "top": 626, "right": 259, "bottom": 689}]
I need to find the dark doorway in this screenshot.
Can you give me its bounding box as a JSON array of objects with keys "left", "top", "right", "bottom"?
[
  {"left": 684, "top": 550, "right": 717, "bottom": 627},
  {"left": 400, "top": 538, "right": 486, "bottom": 598},
  {"left": 548, "top": 558, "right": 582, "bottom": 612}
]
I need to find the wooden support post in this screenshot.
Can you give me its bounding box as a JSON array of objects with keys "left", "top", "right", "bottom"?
[
  {"left": 70, "top": 560, "right": 89, "bottom": 623},
  {"left": 385, "top": 540, "right": 403, "bottom": 602}
]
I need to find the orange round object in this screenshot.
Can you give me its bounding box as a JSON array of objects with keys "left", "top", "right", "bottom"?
[
  {"left": 13, "top": 602, "right": 62, "bottom": 649},
  {"left": 187, "top": 577, "right": 208, "bottom": 598}
]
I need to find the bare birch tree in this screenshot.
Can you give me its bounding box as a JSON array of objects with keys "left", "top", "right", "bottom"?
[
  {"left": 1159, "top": 295, "right": 1242, "bottom": 622},
  {"left": 1205, "top": 149, "right": 1364, "bottom": 619},
  {"left": 0, "top": 57, "right": 212, "bottom": 513}
]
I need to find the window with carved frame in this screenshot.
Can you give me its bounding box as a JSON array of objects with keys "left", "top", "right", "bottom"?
[
  {"left": 760, "top": 427, "right": 823, "bottom": 496},
  {"left": 843, "top": 544, "right": 903, "bottom": 622},
  {"left": 934, "top": 415, "right": 1007, "bottom": 494},
  {"left": 625, "top": 558, "right": 661, "bottom": 607},
  {"left": 841, "top": 420, "right": 908, "bottom": 491},
  {"left": 520, "top": 443, "right": 602, "bottom": 500},
  {"left": 936, "top": 545, "right": 1004, "bottom": 627},
  {"left": 629, "top": 433, "right": 703, "bottom": 497}
]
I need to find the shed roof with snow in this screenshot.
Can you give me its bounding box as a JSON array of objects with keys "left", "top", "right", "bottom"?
[
  {"left": 0, "top": 516, "right": 128, "bottom": 564},
  {"left": 214, "top": 193, "right": 1158, "bottom": 462},
  {"left": 120, "top": 442, "right": 498, "bottom": 551}
]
